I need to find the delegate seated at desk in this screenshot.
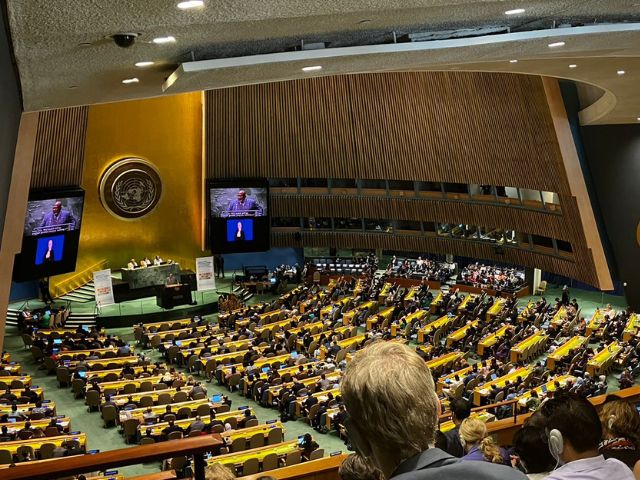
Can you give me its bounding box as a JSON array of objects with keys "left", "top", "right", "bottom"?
[
  {"left": 166, "top": 273, "right": 180, "bottom": 286},
  {"left": 127, "top": 258, "right": 138, "bottom": 270}
]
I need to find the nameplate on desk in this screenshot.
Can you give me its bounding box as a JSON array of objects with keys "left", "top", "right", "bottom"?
[{"left": 330, "top": 451, "right": 343, "bottom": 456}]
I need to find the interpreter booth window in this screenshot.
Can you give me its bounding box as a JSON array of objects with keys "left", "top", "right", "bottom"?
[
  {"left": 304, "top": 217, "right": 332, "bottom": 230},
  {"left": 443, "top": 182, "right": 469, "bottom": 200},
  {"left": 331, "top": 178, "right": 358, "bottom": 195},
  {"left": 388, "top": 180, "right": 416, "bottom": 197},
  {"left": 360, "top": 179, "right": 387, "bottom": 196},
  {"left": 437, "top": 223, "right": 452, "bottom": 237},
  {"left": 423, "top": 221, "right": 437, "bottom": 236},
  {"left": 417, "top": 181, "right": 443, "bottom": 198},
  {"left": 271, "top": 217, "right": 300, "bottom": 228},
  {"left": 519, "top": 188, "right": 544, "bottom": 209},
  {"left": 541, "top": 191, "right": 561, "bottom": 212},
  {"left": 469, "top": 184, "right": 495, "bottom": 201},
  {"left": 465, "top": 225, "right": 480, "bottom": 240},
  {"left": 501, "top": 187, "right": 521, "bottom": 205},
  {"left": 556, "top": 239, "right": 573, "bottom": 254},
  {"left": 531, "top": 234, "right": 555, "bottom": 252},
  {"left": 268, "top": 178, "right": 298, "bottom": 194},
  {"left": 335, "top": 217, "right": 363, "bottom": 230},
  {"left": 365, "top": 219, "right": 393, "bottom": 233},
  {"left": 300, "top": 178, "right": 329, "bottom": 195},
  {"left": 479, "top": 227, "right": 513, "bottom": 244},
  {"left": 449, "top": 224, "right": 466, "bottom": 239},
  {"left": 394, "top": 220, "right": 422, "bottom": 233}
]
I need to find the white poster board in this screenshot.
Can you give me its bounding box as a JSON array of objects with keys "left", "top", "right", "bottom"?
[
  {"left": 93, "top": 269, "right": 115, "bottom": 307},
  {"left": 195, "top": 256, "right": 216, "bottom": 291}
]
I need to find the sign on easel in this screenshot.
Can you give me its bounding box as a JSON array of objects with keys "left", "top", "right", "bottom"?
[
  {"left": 93, "top": 269, "right": 115, "bottom": 307},
  {"left": 195, "top": 256, "right": 216, "bottom": 291}
]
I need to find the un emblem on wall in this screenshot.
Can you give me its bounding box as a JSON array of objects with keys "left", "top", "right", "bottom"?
[{"left": 99, "top": 158, "right": 162, "bottom": 220}]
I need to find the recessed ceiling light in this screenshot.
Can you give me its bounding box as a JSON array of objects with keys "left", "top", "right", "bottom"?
[
  {"left": 505, "top": 8, "right": 526, "bottom": 15},
  {"left": 509, "top": 59, "right": 518, "bottom": 63},
  {"left": 637, "top": 117, "right": 640, "bottom": 121},
  {"left": 569, "top": 64, "right": 577, "bottom": 68},
  {"left": 302, "top": 65, "right": 323, "bottom": 72},
  {"left": 548, "top": 41, "right": 565, "bottom": 48},
  {"left": 135, "top": 61, "right": 155, "bottom": 67},
  {"left": 177, "top": 0, "right": 204, "bottom": 9},
  {"left": 122, "top": 78, "right": 139, "bottom": 84},
  {"left": 617, "top": 70, "right": 626, "bottom": 75},
  {"left": 153, "top": 36, "right": 176, "bottom": 44}
]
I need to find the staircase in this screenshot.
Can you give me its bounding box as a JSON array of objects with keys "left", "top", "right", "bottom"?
[
  {"left": 5, "top": 308, "right": 97, "bottom": 330},
  {"left": 57, "top": 281, "right": 95, "bottom": 303},
  {"left": 233, "top": 285, "right": 254, "bottom": 302}
]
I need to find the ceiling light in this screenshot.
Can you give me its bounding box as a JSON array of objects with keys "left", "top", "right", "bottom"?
[
  {"left": 153, "top": 36, "right": 176, "bottom": 44},
  {"left": 569, "top": 64, "right": 577, "bottom": 68},
  {"left": 505, "top": 8, "right": 525, "bottom": 15},
  {"left": 177, "top": 0, "right": 204, "bottom": 9},
  {"left": 135, "top": 61, "right": 155, "bottom": 67},
  {"left": 302, "top": 65, "right": 322, "bottom": 72},
  {"left": 637, "top": 117, "right": 640, "bottom": 121},
  {"left": 509, "top": 59, "right": 518, "bottom": 63},
  {"left": 617, "top": 70, "right": 626, "bottom": 75},
  {"left": 122, "top": 78, "right": 139, "bottom": 84},
  {"left": 548, "top": 41, "right": 565, "bottom": 48}
]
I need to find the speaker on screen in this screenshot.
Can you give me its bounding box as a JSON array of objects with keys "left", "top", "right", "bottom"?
[{"left": 206, "top": 179, "right": 270, "bottom": 254}]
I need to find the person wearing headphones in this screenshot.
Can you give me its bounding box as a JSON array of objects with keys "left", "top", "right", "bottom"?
[
  {"left": 539, "top": 394, "right": 634, "bottom": 479},
  {"left": 598, "top": 398, "right": 640, "bottom": 470}
]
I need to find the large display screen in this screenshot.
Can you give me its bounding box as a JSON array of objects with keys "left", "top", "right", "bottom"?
[
  {"left": 207, "top": 180, "right": 270, "bottom": 253},
  {"left": 13, "top": 188, "right": 85, "bottom": 281}
]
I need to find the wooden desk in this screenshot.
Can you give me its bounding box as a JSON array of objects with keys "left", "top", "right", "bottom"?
[
  {"left": 85, "top": 365, "right": 165, "bottom": 381},
  {"left": 295, "top": 389, "right": 341, "bottom": 417},
  {"left": 623, "top": 313, "right": 640, "bottom": 342},
  {"left": 587, "top": 341, "right": 623, "bottom": 377},
  {"left": 586, "top": 309, "right": 609, "bottom": 337},
  {"left": 517, "top": 375, "right": 575, "bottom": 407},
  {"left": 342, "top": 301, "right": 377, "bottom": 325},
  {"left": 366, "top": 306, "right": 395, "bottom": 331},
  {"left": 485, "top": 298, "right": 507, "bottom": 322},
  {"left": 426, "top": 352, "right": 463, "bottom": 372},
  {"left": 220, "top": 422, "right": 284, "bottom": 443},
  {"left": 118, "top": 399, "right": 213, "bottom": 423},
  {"left": 0, "top": 375, "right": 31, "bottom": 387},
  {"left": 219, "top": 354, "right": 293, "bottom": 383},
  {"left": 142, "top": 318, "right": 193, "bottom": 332},
  {"left": 546, "top": 336, "right": 589, "bottom": 371},
  {"left": 136, "top": 408, "right": 248, "bottom": 436},
  {"left": 2, "top": 353, "right": 10, "bottom": 363},
  {"left": 378, "top": 282, "right": 393, "bottom": 303},
  {"left": 320, "top": 297, "right": 351, "bottom": 320},
  {"left": 267, "top": 372, "right": 342, "bottom": 404},
  {"left": 0, "top": 432, "right": 86, "bottom": 455},
  {"left": 2, "top": 386, "right": 44, "bottom": 401},
  {"left": 109, "top": 386, "right": 196, "bottom": 407},
  {"left": 446, "top": 320, "right": 479, "bottom": 348},
  {"left": 517, "top": 300, "right": 535, "bottom": 323},
  {"left": 510, "top": 332, "right": 548, "bottom": 363},
  {"left": 254, "top": 318, "right": 294, "bottom": 335},
  {"left": 3, "top": 417, "right": 70, "bottom": 435},
  {"left": 70, "top": 356, "right": 141, "bottom": 370},
  {"left": 477, "top": 325, "right": 509, "bottom": 356},
  {"left": 0, "top": 401, "right": 56, "bottom": 415},
  {"left": 430, "top": 292, "right": 443, "bottom": 314},
  {"left": 473, "top": 367, "right": 533, "bottom": 406},
  {"left": 0, "top": 363, "right": 22, "bottom": 374},
  {"left": 209, "top": 440, "right": 299, "bottom": 468},
  {"left": 551, "top": 307, "right": 568, "bottom": 327},
  {"left": 147, "top": 325, "right": 212, "bottom": 344},
  {"left": 89, "top": 375, "right": 185, "bottom": 394},
  {"left": 457, "top": 294, "right": 477, "bottom": 313},
  {"left": 440, "top": 411, "right": 495, "bottom": 433},
  {"left": 319, "top": 335, "right": 365, "bottom": 359},
  {"left": 417, "top": 314, "right": 456, "bottom": 343},
  {"left": 56, "top": 346, "right": 132, "bottom": 361},
  {"left": 34, "top": 328, "right": 77, "bottom": 337}
]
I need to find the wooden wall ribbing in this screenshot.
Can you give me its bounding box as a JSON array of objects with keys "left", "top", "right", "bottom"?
[
  {"left": 206, "top": 72, "right": 565, "bottom": 193},
  {"left": 30, "top": 107, "right": 88, "bottom": 189},
  {"left": 272, "top": 195, "right": 572, "bottom": 242}
]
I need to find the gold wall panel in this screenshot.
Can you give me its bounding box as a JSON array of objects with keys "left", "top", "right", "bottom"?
[{"left": 73, "top": 93, "right": 204, "bottom": 274}]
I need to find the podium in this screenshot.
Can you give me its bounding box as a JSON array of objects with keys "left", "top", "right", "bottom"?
[{"left": 156, "top": 283, "right": 192, "bottom": 309}]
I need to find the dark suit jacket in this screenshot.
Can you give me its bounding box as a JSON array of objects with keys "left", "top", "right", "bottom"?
[
  {"left": 391, "top": 448, "right": 526, "bottom": 480},
  {"left": 434, "top": 427, "right": 464, "bottom": 458}
]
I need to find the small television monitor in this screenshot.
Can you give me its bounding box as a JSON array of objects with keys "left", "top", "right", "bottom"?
[
  {"left": 207, "top": 179, "right": 270, "bottom": 254},
  {"left": 291, "top": 351, "right": 298, "bottom": 358},
  {"left": 13, "top": 188, "right": 85, "bottom": 281},
  {"left": 262, "top": 367, "right": 270, "bottom": 374},
  {"left": 490, "top": 373, "right": 498, "bottom": 381},
  {"left": 8, "top": 418, "right": 16, "bottom": 423},
  {"left": 53, "top": 339, "right": 62, "bottom": 345},
  {"left": 297, "top": 435, "right": 305, "bottom": 446},
  {"left": 52, "top": 348, "right": 60, "bottom": 354},
  {"left": 78, "top": 371, "right": 86, "bottom": 378},
  {"left": 541, "top": 384, "right": 548, "bottom": 393},
  {"left": 176, "top": 341, "right": 183, "bottom": 347},
  {"left": 212, "top": 395, "right": 222, "bottom": 403},
  {"left": 238, "top": 406, "right": 249, "bottom": 411}
]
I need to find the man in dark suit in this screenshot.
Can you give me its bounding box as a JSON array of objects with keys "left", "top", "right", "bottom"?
[
  {"left": 341, "top": 342, "right": 525, "bottom": 480},
  {"left": 434, "top": 398, "right": 471, "bottom": 457}
]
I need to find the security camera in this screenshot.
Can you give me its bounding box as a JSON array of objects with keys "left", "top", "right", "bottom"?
[{"left": 112, "top": 33, "right": 138, "bottom": 48}]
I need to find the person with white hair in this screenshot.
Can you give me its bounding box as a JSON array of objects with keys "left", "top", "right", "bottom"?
[{"left": 341, "top": 341, "right": 525, "bottom": 480}]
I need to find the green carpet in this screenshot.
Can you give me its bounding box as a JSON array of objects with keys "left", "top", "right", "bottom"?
[{"left": 1, "top": 281, "right": 629, "bottom": 476}]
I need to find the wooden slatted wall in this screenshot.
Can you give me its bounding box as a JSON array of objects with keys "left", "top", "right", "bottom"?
[
  {"left": 30, "top": 107, "right": 88, "bottom": 189},
  {"left": 205, "top": 71, "right": 598, "bottom": 286}
]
